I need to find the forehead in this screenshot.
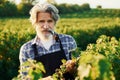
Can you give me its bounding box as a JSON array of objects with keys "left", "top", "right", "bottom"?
[{"left": 37, "top": 12, "right": 53, "bottom": 20}]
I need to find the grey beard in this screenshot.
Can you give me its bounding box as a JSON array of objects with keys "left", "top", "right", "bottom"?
[{"left": 44, "top": 33, "right": 51, "bottom": 38}]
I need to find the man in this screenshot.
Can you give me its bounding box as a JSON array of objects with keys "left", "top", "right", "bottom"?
[{"left": 19, "top": 2, "right": 77, "bottom": 79}]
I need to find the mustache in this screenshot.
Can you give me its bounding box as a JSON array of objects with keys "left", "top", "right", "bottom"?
[
  {"left": 42, "top": 29, "right": 55, "bottom": 34},
  {"left": 42, "top": 30, "right": 49, "bottom": 32}
]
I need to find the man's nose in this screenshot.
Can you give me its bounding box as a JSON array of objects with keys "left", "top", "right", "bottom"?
[{"left": 43, "top": 23, "right": 49, "bottom": 29}]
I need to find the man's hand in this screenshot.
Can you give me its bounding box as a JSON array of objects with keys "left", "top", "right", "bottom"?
[{"left": 65, "top": 60, "right": 76, "bottom": 73}]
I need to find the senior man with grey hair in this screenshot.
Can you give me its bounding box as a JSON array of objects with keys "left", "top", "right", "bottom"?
[{"left": 19, "top": 2, "right": 77, "bottom": 79}]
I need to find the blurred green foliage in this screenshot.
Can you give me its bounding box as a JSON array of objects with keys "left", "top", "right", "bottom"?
[
  {"left": 0, "top": 0, "right": 120, "bottom": 18},
  {"left": 13, "top": 35, "right": 120, "bottom": 80},
  {"left": 0, "top": 17, "right": 120, "bottom": 80},
  {"left": 0, "top": 1, "right": 18, "bottom": 17}
]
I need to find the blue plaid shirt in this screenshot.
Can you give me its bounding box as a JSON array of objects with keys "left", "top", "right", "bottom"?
[
  {"left": 19, "top": 34, "right": 77, "bottom": 76},
  {"left": 19, "top": 34, "right": 77, "bottom": 64}
]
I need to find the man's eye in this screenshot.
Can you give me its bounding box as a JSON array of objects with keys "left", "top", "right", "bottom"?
[
  {"left": 48, "top": 20, "right": 53, "bottom": 23},
  {"left": 39, "top": 20, "right": 45, "bottom": 23}
]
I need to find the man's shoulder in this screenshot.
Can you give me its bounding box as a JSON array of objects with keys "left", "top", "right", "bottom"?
[
  {"left": 20, "top": 39, "right": 34, "bottom": 50},
  {"left": 58, "top": 34, "right": 73, "bottom": 39},
  {"left": 58, "top": 34, "right": 74, "bottom": 42}
]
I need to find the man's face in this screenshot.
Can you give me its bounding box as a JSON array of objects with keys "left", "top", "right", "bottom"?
[{"left": 35, "top": 12, "right": 55, "bottom": 39}]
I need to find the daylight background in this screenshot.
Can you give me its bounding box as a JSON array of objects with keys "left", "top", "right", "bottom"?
[{"left": 15, "top": 0, "right": 120, "bottom": 9}]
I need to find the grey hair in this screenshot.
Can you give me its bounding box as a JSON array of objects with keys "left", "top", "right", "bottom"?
[{"left": 29, "top": 2, "right": 60, "bottom": 26}]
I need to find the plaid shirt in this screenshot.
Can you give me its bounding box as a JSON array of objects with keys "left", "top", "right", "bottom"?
[{"left": 19, "top": 34, "right": 77, "bottom": 65}]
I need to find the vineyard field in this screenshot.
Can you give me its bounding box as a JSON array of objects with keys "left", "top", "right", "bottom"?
[{"left": 0, "top": 17, "right": 120, "bottom": 80}]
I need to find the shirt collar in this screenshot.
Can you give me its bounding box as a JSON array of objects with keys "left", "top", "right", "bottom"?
[{"left": 31, "top": 36, "right": 40, "bottom": 45}]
